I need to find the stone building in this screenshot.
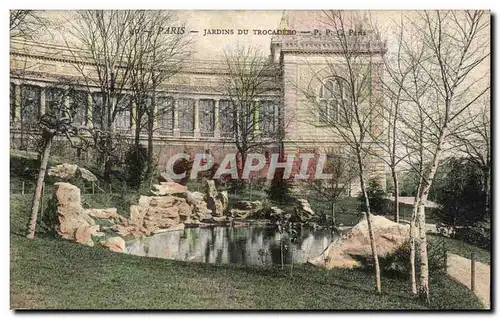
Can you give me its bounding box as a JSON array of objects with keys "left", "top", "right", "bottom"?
[{"left": 9, "top": 10, "right": 387, "bottom": 191}]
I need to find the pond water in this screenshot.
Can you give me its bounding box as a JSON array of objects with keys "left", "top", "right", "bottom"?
[{"left": 125, "top": 226, "right": 336, "bottom": 266}]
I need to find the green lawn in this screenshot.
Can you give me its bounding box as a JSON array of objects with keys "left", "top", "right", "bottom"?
[
  {"left": 10, "top": 195, "right": 484, "bottom": 310},
  {"left": 429, "top": 234, "right": 491, "bottom": 265}
]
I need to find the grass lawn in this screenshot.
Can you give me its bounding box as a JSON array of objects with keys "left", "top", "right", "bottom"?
[
  {"left": 428, "top": 234, "right": 491, "bottom": 265},
  {"left": 10, "top": 195, "right": 484, "bottom": 310}
]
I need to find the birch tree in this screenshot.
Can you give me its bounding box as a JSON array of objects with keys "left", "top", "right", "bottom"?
[
  {"left": 128, "top": 10, "right": 191, "bottom": 182},
  {"left": 395, "top": 10, "right": 490, "bottom": 301},
  {"left": 300, "top": 11, "right": 386, "bottom": 293}
]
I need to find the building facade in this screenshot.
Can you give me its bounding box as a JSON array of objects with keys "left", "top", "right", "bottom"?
[{"left": 9, "top": 11, "right": 387, "bottom": 190}]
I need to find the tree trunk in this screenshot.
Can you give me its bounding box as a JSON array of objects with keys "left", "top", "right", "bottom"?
[
  {"left": 410, "top": 200, "right": 418, "bottom": 295},
  {"left": 416, "top": 128, "right": 446, "bottom": 302},
  {"left": 417, "top": 200, "right": 429, "bottom": 302},
  {"left": 391, "top": 168, "right": 400, "bottom": 223},
  {"left": 331, "top": 201, "right": 336, "bottom": 226},
  {"left": 359, "top": 173, "right": 382, "bottom": 294},
  {"left": 26, "top": 133, "right": 53, "bottom": 239},
  {"left": 146, "top": 93, "right": 156, "bottom": 178}
]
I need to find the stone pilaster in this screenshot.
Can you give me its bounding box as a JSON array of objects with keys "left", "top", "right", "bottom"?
[
  {"left": 86, "top": 92, "right": 93, "bottom": 128},
  {"left": 214, "top": 99, "right": 220, "bottom": 138},
  {"left": 39, "top": 86, "right": 46, "bottom": 116},
  {"left": 173, "top": 98, "right": 180, "bottom": 137},
  {"left": 194, "top": 98, "right": 200, "bottom": 137}
]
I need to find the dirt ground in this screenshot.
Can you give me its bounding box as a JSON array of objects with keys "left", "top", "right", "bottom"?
[{"left": 446, "top": 253, "right": 490, "bottom": 309}]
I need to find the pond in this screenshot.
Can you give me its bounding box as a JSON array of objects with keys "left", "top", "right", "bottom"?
[{"left": 125, "top": 226, "right": 337, "bottom": 266}]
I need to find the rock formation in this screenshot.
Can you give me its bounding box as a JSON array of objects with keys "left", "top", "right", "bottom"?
[
  {"left": 308, "top": 214, "right": 410, "bottom": 269},
  {"left": 51, "top": 182, "right": 101, "bottom": 247},
  {"left": 48, "top": 163, "right": 97, "bottom": 182}
]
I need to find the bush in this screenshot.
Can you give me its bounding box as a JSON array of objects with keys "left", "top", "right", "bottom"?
[
  {"left": 357, "top": 178, "right": 389, "bottom": 215},
  {"left": 356, "top": 238, "right": 447, "bottom": 278},
  {"left": 124, "top": 144, "right": 148, "bottom": 188},
  {"left": 266, "top": 168, "right": 293, "bottom": 203},
  {"left": 433, "top": 157, "right": 488, "bottom": 237}
]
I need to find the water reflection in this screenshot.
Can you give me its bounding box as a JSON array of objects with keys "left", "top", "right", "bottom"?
[{"left": 126, "top": 226, "right": 335, "bottom": 266}]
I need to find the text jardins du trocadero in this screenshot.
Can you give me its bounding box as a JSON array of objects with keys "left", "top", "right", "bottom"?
[{"left": 128, "top": 26, "right": 297, "bottom": 36}]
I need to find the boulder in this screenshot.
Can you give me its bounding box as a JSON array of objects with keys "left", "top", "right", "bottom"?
[
  {"left": 77, "top": 167, "right": 97, "bottom": 182},
  {"left": 234, "top": 200, "right": 263, "bottom": 211},
  {"left": 47, "top": 163, "right": 97, "bottom": 182},
  {"left": 52, "top": 182, "right": 95, "bottom": 241},
  {"left": 151, "top": 182, "right": 186, "bottom": 196},
  {"left": 308, "top": 214, "right": 410, "bottom": 269},
  {"left": 75, "top": 224, "right": 100, "bottom": 247},
  {"left": 295, "top": 198, "right": 315, "bottom": 221},
  {"left": 85, "top": 208, "right": 118, "bottom": 219},
  {"left": 100, "top": 236, "right": 126, "bottom": 253},
  {"left": 48, "top": 164, "right": 78, "bottom": 180}
]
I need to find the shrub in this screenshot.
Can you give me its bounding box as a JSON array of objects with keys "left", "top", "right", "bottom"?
[
  {"left": 266, "top": 168, "right": 293, "bottom": 203},
  {"left": 433, "top": 157, "right": 489, "bottom": 242},
  {"left": 124, "top": 144, "right": 148, "bottom": 188},
  {"left": 356, "top": 238, "right": 447, "bottom": 278},
  {"left": 357, "top": 178, "right": 389, "bottom": 215}
]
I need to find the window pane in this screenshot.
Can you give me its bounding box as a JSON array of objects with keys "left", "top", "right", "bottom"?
[
  {"left": 115, "top": 94, "right": 131, "bottom": 133},
  {"left": 21, "top": 85, "right": 40, "bottom": 127},
  {"left": 199, "top": 99, "right": 214, "bottom": 137},
  {"left": 158, "top": 96, "right": 174, "bottom": 135},
  {"left": 219, "top": 100, "right": 234, "bottom": 137},
  {"left": 69, "top": 90, "right": 87, "bottom": 127},
  {"left": 260, "top": 100, "right": 276, "bottom": 136},
  {"left": 178, "top": 98, "right": 194, "bottom": 136},
  {"left": 46, "top": 87, "right": 66, "bottom": 114},
  {"left": 92, "top": 92, "right": 106, "bottom": 129}
]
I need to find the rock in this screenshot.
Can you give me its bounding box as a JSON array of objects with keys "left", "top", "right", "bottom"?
[
  {"left": 230, "top": 209, "right": 250, "bottom": 219},
  {"left": 75, "top": 224, "right": 100, "bottom": 247},
  {"left": 48, "top": 163, "right": 97, "bottom": 182},
  {"left": 234, "top": 200, "right": 263, "bottom": 211},
  {"left": 270, "top": 206, "right": 284, "bottom": 216},
  {"left": 85, "top": 208, "right": 118, "bottom": 219},
  {"left": 295, "top": 198, "right": 315, "bottom": 221},
  {"left": 153, "top": 224, "right": 185, "bottom": 234},
  {"left": 48, "top": 164, "right": 78, "bottom": 180},
  {"left": 52, "top": 182, "right": 94, "bottom": 240},
  {"left": 308, "top": 214, "right": 410, "bottom": 269},
  {"left": 151, "top": 182, "right": 186, "bottom": 196},
  {"left": 77, "top": 167, "right": 97, "bottom": 182},
  {"left": 204, "top": 179, "right": 218, "bottom": 197},
  {"left": 100, "top": 236, "right": 126, "bottom": 253}
]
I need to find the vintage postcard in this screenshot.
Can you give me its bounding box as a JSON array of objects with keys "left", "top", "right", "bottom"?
[{"left": 9, "top": 9, "right": 491, "bottom": 310}]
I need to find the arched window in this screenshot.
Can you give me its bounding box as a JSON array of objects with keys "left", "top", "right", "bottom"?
[{"left": 318, "top": 77, "right": 352, "bottom": 124}]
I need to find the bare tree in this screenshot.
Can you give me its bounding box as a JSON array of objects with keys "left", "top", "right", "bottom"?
[
  {"left": 219, "top": 45, "right": 282, "bottom": 181},
  {"left": 127, "top": 10, "right": 191, "bottom": 181},
  {"left": 299, "top": 11, "right": 386, "bottom": 294},
  {"left": 450, "top": 91, "right": 491, "bottom": 220},
  {"left": 394, "top": 10, "right": 490, "bottom": 301},
  {"left": 26, "top": 86, "right": 86, "bottom": 239},
  {"left": 10, "top": 10, "right": 48, "bottom": 40},
  {"left": 63, "top": 10, "right": 138, "bottom": 181}
]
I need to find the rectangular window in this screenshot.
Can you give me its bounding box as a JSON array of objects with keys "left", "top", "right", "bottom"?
[
  {"left": 115, "top": 94, "right": 131, "bottom": 133},
  {"left": 157, "top": 96, "right": 174, "bottom": 136},
  {"left": 20, "top": 85, "right": 40, "bottom": 127},
  {"left": 219, "top": 100, "right": 234, "bottom": 138},
  {"left": 260, "top": 100, "right": 276, "bottom": 136},
  {"left": 45, "top": 87, "right": 66, "bottom": 114},
  {"left": 91, "top": 92, "right": 106, "bottom": 129},
  {"left": 178, "top": 98, "right": 194, "bottom": 137},
  {"left": 70, "top": 90, "right": 87, "bottom": 127},
  {"left": 199, "top": 99, "right": 215, "bottom": 137}
]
